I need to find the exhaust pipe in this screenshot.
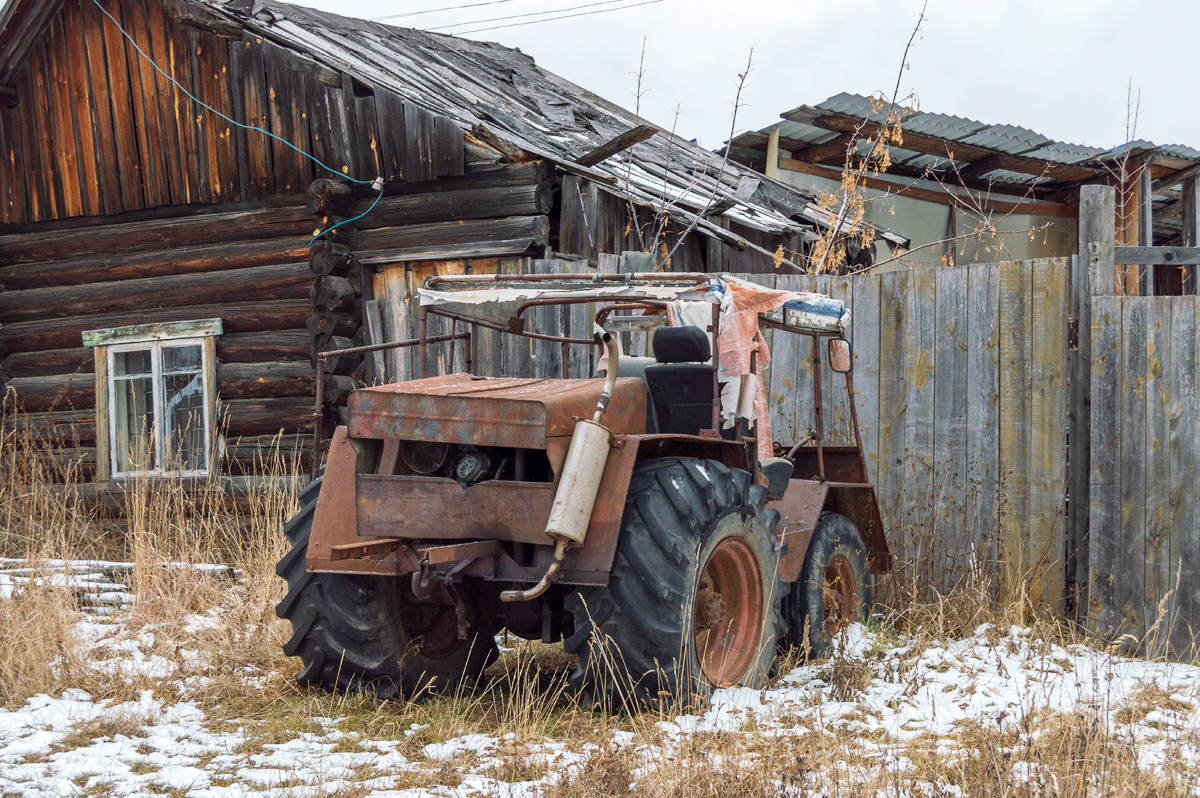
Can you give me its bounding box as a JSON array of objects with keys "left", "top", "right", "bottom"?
[{"left": 501, "top": 331, "right": 619, "bottom": 602}]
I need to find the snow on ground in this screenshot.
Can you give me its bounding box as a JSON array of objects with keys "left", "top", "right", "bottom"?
[{"left": 3, "top": 561, "right": 1200, "bottom": 797}]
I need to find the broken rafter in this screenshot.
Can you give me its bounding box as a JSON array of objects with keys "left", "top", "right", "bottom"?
[{"left": 576, "top": 124, "right": 657, "bottom": 168}]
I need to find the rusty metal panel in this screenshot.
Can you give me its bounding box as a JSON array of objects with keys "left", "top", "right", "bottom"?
[
  {"left": 330, "top": 538, "right": 401, "bottom": 561},
  {"left": 826, "top": 482, "right": 891, "bottom": 574},
  {"left": 772, "top": 479, "right": 827, "bottom": 582},
  {"left": 418, "top": 539, "right": 502, "bottom": 565},
  {"left": 307, "top": 427, "right": 362, "bottom": 570},
  {"left": 346, "top": 374, "right": 647, "bottom": 447},
  {"left": 356, "top": 474, "right": 556, "bottom": 543},
  {"left": 560, "top": 433, "right": 642, "bottom": 578}
]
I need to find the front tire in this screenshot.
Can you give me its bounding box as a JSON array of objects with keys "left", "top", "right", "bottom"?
[
  {"left": 275, "top": 479, "right": 497, "bottom": 698},
  {"left": 786, "top": 512, "right": 872, "bottom": 659},
  {"left": 565, "top": 458, "right": 783, "bottom": 709}
]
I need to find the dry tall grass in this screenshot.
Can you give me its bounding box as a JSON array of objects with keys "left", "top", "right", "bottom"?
[{"left": 0, "top": 399, "right": 301, "bottom": 707}]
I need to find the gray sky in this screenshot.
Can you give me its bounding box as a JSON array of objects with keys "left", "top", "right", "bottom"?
[{"left": 290, "top": 0, "right": 1198, "bottom": 154}]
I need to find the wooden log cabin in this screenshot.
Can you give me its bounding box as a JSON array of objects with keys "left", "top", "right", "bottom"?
[{"left": 0, "top": 0, "right": 898, "bottom": 488}]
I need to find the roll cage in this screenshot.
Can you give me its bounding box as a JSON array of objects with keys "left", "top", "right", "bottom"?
[{"left": 311, "top": 273, "right": 858, "bottom": 481}]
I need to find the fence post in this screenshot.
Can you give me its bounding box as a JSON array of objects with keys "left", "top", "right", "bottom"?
[{"left": 1068, "top": 185, "right": 1116, "bottom": 622}]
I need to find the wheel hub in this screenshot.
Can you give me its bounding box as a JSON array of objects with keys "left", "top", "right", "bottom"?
[
  {"left": 693, "top": 536, "right": 764, "bottom": 686},
  {"left": 696, "top": 582, "right": 726, "bottom": 629},
  {"left": 822, "top": 553, "right": 859, "bottom": 636}
]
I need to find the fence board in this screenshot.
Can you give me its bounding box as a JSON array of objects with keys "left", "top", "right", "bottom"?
[
  {"left": 1188, "top": 300, "right": 1200, "bottom": 650},
  {"left": 827, "top": 274, "right": 855, "bottom": 446},
  {"left": 851, "top": 273, "right": 881, "bottom": 486},
  {"left": 904, "top": 268, "right": 936, "bottom": 571},
  {"left": 998, "top": 262, "right": 1032, "bottom": 595},
  {"left": 933, "top": 265, "right": 969, "bottom": 583},
  {"left": 1029, "top": 259, "right": 1069, "bottom": 606},
  {"left": 563, "top": 259, "right": 593, "bottom": 379},
  {"left": 877, "top": 270, "right": 910, "bottom": 564},
  {"left": 1171, "top": 300, "right": 1198, "bottom": 651},
  {"left": 467, "top": 258, "right": 502, "bottom": 377},
  {"left": 769, "top": 274, "right": 810, "bottom": 447},
  {"left": 1144, "top": 298, "right": 1170, "bottom": 634},
  {"left": 1119, "top": 299, "right": 1148, "bottom": 634},
  {"left": 1089, "top": 296, "right": 1123, "bottom": 636},
  {"left": 966, "top": 262, "right": 1000, "bottom": 575},
  {"left": 500, "top": 257, "right": 534, "bottom": 378},
  {"left": 532, "top": 259, "right": 563, "bottom": 378}
]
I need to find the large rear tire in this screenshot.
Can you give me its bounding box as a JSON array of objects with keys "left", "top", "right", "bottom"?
[
  {"left": 275, "top": 479, "right": 497, "bottom": 698},
  {"left": 786, "top": 512, "right": 872, "bottom": 659},
  {"left": 565, "top": 458, "right": 783, "bottom": 709}
]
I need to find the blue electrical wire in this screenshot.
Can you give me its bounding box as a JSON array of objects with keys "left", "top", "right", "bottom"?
[
  {"left": 89, "top": 0, "right": 382, "bottom": 243},
  {"left": 317, "top": 190, "right": 385, "bottom": 244}
]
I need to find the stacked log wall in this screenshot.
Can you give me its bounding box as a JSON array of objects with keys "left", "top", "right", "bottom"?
[
  {"left": 0, "top": 162, "right": 558, "bottom": 481},
  {"left": 0, "top": 199, "right": 318, "bottom": 479}
]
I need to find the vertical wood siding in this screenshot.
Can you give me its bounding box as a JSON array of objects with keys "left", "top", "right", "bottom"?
[
  {"left": 0, "top": 0, "right": 464, "bottom": 225},
  {"left": 1089, "top": 296, "right": 1200, "bottom": 654}
]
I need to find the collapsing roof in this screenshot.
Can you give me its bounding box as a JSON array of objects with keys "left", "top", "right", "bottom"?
[
  {"left": 184, "top": 1, "right": 905, "bottom": 252},
  {"left": 728, "top": 92, "right": 1200, "bottom": 239}
]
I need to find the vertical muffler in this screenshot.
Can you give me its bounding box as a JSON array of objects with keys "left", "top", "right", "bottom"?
[{"left": 501, "top": 331, "right": 619, "bottom": 602}]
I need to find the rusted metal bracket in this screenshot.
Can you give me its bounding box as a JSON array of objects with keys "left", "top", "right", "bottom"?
[
  {"left": 329, "top": 538, "right": 401, "bottom": 561},
  {"left": 416, "top": 539, "right": 502, "bottom": 565}
]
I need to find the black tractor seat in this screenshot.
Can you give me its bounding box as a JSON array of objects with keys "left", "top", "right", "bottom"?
[{"left": 644, "top": 326, "right": 714, "bottom": 436}]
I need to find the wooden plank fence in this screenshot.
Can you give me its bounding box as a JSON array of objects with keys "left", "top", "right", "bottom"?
[
  {"left": 746, "top": 259, "right": 1070, "bottom": 603},
  {"left": 1088, "top": 296, "right": 1199, "bottom": 653}
]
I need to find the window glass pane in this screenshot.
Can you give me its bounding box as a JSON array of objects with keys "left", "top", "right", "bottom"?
[
  {"left": 163, "top": 372, "right": 207, "bottom": 471},
  {"left": 113, "top": 349, "right": 152, "bottom": 377},
  {"left": 113, "top": 376, "right": 155, "bottom": 473},
  {"left": 162, "top": 344, "right": 202, "bottom": 374}
]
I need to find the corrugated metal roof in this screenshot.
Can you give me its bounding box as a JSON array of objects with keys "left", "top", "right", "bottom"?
[{"left": 732, "top": 92, "right": 1200, "bottom": 192}]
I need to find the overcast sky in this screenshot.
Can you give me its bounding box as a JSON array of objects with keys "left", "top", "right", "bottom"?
[{"left": 288, "top": 0, "right": 1198, "bottom": 154}]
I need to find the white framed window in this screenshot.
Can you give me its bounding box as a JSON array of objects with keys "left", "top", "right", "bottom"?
[{"left": 83, "top": 320, "right": 220, "bottom": 479}]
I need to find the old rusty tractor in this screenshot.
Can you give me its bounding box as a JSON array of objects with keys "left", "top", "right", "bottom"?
[{"left": 276, "top": 273, "right": 890, "bottom": 706}]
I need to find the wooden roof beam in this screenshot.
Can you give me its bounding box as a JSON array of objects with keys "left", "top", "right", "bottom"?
[
  {"left": 778, "top": 156, "right": 1077, "bottom": 218},
  {"left": 788, "top": 132, "right": 854, "bottom": 165},
  {"left": 789, "top": 109, "right": 1105, "bottom": 183},
  {"left": 1152, "top": 161, "right": 1200, "bottom": 192},
  {"left": 785, "top": 109, "right": 989, "bottom": 161},
  {"left": 881, "top": 161, "right": 1063, "bottom": 201},
  {"left": 576, "top": 124, "right": 656, "bottom": 168}
]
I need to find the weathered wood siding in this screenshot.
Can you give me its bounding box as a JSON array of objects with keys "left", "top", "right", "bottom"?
[
  {"left": 1088, "top": 295, "right": 1199, "bottom": 653},
  {"left": 742, "top": 259, "right": 1071, "bottom": 603},
  {"left": 0, "top": 0, "right": 463, "bottom": 225}
]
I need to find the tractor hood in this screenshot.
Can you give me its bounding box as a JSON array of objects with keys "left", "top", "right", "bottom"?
[{"left": 345, "top": 374, "right": 647, "bottom": 448}]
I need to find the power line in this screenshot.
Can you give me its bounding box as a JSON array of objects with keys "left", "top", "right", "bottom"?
[
  {"left": 453, "top": 0, "right": 662, "bottom": 34},
  {"left": 430, "top": 0, "right": 629, "bottom": 31},
  {"left": 88, "top": 0, "right": 382, "bottom": 242},
  {"left": 371, "top": 0, "right": 520, "bottom": 22}
]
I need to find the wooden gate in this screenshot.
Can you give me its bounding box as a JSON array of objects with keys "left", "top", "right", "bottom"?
[
  {"left": 746, "top": 259, "right": 1070, "bottom": 603},
  {"left": 1088, "top": 296, "right": 1199, "bottom": 652}
]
